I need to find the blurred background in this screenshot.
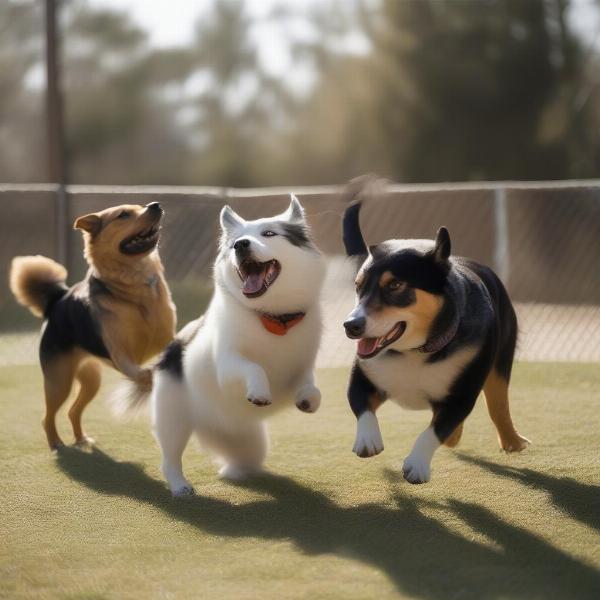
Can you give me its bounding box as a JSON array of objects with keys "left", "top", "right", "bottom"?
[
  {"left": 3, "top": 0, "right": 600, "bottom": 185},
  {"left": 1, "top": 0, "right": 599, "bottom": 366}
]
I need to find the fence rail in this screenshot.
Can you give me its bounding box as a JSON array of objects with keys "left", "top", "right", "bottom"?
[{"left": 1, "top": 181, "right": 599, "bottom": 365}]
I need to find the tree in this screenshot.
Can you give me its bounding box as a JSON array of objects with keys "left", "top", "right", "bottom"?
[
  {"left": 368, "top": 0, "right": 586, "bottom": 181},
  {"left": 61, "top": 1, "right": 190, "bottom": 184},
  {"left": 0, "top": 0, "right": 45, "bottom": 182}
]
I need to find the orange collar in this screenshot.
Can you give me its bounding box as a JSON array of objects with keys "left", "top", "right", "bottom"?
[{"left": 259, "top": 311, "right": 305, "bottom": 335}]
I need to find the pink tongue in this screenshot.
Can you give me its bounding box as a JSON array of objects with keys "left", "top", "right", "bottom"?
[
  {"left": 358, "top": 337, "right": 379, "bottom": 356},
  {"left": 243, "top": 271, "right": 266, "bottom": 294}
]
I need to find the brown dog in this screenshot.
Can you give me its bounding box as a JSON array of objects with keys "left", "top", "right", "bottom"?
[{"left": 9, "top": 202, "right": 176, "bottom": 448}]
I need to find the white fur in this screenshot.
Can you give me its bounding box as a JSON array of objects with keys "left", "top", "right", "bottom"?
[
  {"left": 152, "top": 197, "right": 325, "bottom": 495},
  {"left": 402, "top": 426, "right": 440, "bottom": 484},
  {"left": 353, "top": 411, "right": 384, "bottom": 457},
  {"left": 360, "top": 346, "right": 478, "bottom": 411}
]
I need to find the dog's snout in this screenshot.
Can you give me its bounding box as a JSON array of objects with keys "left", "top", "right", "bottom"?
[
  {"left": 146, "top": 202, "right": 162, "bottom": 214},
  {"left": 233, "top": 238, "right": 251, "bottom": 252},
  {"left": 344, "top": 316, "right": 366, "bottom": 339}
]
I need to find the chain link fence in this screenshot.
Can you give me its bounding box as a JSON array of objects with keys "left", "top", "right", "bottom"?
[{"left": 1, "top": 181, "right": 599, "bottom": 368}]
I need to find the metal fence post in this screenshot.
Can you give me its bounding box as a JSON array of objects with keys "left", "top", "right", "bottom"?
[
  {"left": 493, "top": 187, "right": 510, "bottom": 286},
  {"left": 45, "top": 0, "right": 69, "bottom": 268}
]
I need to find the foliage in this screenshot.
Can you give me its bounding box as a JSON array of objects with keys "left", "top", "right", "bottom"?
[{"left": 1, "top": 0, "right": 599, "bottom": 185}]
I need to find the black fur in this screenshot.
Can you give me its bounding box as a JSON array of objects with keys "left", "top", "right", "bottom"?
[
  {"left": 156, "top": 317, "right": 204, "bottom": 379},
  {"left": 40, "top": 275, "right": 110, "bottom": 364},
  {"left": 357, "top": 248, "right": 448, "bottom": 305},
  {"left": 279, "top": 222, "right": 312, "bottom": 248},
  {"left": 40, "top": 282, "right": 69, "bottom": 318},
  {"left": 347, "top": 361, "right": 385, "bottom": 417},
  {"left": 157, "top": 340, "right": 184, "bottom": 379},
  {"left": 343, "top": 202, "right": 367, "bottom": 257}
]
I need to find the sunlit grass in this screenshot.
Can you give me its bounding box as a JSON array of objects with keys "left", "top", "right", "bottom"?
[{"left": 1, "top": 363, "right": 599, "bottom": 599}]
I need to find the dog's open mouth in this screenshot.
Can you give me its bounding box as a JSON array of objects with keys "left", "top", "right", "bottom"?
[
  {"left": 357, "top": 321, "right": 407, "bottom": 359},
  {"left": 120, "top": 224, "right": 161, "bottom": 255},
  {"left": 237, "top": 259, "right": 281, "bottom": 298}
]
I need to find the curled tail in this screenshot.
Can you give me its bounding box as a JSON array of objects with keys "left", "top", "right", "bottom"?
[{"left": 9, "top": 255, "right": 68, "bottom": 318}]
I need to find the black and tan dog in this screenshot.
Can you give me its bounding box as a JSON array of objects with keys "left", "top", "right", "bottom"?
[
  {"left": 10, "top": 203, "right": 176, "bottom": 449},
  {"left": 342, "top": 195, "right": 529, "bottom": 484}
]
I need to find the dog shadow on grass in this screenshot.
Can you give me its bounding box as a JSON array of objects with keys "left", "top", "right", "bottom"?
[
  {"left": 457, "top": 454, "right": 600, "bottom": 532},
  {"left": 56, "top": 447, "right": 600, "bottom": 600}
]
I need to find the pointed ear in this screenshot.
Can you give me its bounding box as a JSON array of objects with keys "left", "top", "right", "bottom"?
[
  {"left": 432, "top": 227, "right": 451, "bottom": 263},
  {"left": 368, "top": 244, "right": 385, "bottom": 260},
  {"left": 281, "top": 194, "right": 305, "bottom": 222},
  {"left": 219, "top": 205, "right": 244, "bottom": 231},
  {"left": 74, "top": 213, "right": 101, "bottom": 236}
]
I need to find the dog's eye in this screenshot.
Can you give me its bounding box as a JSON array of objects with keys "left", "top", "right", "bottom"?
[
  {"left": 262, "top": 230, "right": 277, "bottom": 237},
  {"left": 117, "top": 211, "right": 131, "bottom": 219},
  {"left": 387, "top": 279, "right": 406, "bottom": 292}
]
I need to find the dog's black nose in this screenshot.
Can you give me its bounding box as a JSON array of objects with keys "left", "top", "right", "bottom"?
[
  {"left": 344, "top": 316, "right": 366, "bottom": 339},
  {"left": 233, "top": 238, "right": 251, "bottom": 251},
  {"left": 146, "top": 202, "right": 162, "bottom": 213}
]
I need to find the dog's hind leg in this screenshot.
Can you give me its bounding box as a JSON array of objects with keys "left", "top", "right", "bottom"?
[
  {"left": 484, "top": 369, "right": 530, "bottom": 452},
  {"left": 213, "top": 421, "right": 269, "bottom": 481},
  {"left": 152, "top": 374, "right": 194, "bottom": 496},
  {"left": 41, "top": 352, "right": 78, "bottom": 450},
  {"left": 69, "top": 359, "right": 102, "bottom": 445}
]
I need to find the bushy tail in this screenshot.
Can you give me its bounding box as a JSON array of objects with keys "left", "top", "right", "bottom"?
[
  {"left": 9, "top": 255, "right": 68, "bottom": 318},
  {"left": 110, "top": 368, "right": 154, "bottom": 419}
]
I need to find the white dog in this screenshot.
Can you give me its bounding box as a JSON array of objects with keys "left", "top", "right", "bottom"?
[{"left": 117, "top": 195, "right": 325, "bottom": 495}]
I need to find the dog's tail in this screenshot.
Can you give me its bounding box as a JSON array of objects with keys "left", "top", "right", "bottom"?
[
  {"left": 343, "top": 202, "right": 367, "bottom": 257},
  {"left": 110, "top": 368, "right": 154, "bottom": 419},
  {"left": 342, "top": 175, "right": 387, "bottom": 258},
  {"left": 9, "top": 255, "right": 68, "bottom": 318}
]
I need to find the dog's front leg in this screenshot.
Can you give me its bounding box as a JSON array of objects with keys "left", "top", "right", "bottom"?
[
  {"left": 295, "top": 369, "right": 321, "bottom": 413},
  {"left": 403, "top": 360, "right": 487, "bottom": 484},
  {"left": 402, "top": 399, "right": 476, "bottom": 485},
  {"left": 218, "top": 354, "right": 271, "bottom": 406},
  {"left": 348, "top": 361, "right": 385, "bottom": 458},
  {"left": 107, "top": 343, "right": 153, "bottom": 391}
]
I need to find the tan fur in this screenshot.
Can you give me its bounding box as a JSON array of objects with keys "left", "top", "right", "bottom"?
[
  {"left": 378, "top": 270, "right": 395, "bottom": 288},
  {"left": 41, "top": 349, "right": 82, "bottom": 448},
  {"left": 484, "top": 369, "right": 530, "bottom": 452},
  {"left": 9, "top": 255, "right": 67, "bottom": 317},
  {"left": 354, "top": 270, "right": 366, "bottom": 291},
  {"left": 368, "top": 390, "right": 384, "bottom": 412},
  {"left": 75, "top": 204, "right": 176, "bottom": 384},
  {"left": 408, "top": 289, "right": 444, "bottom": 341},
  {"left": 13, "top": 204, "right": 176, "bottom": 448},
  {"left": 374, "top": 289, "right": 443, "bottom": 343},
  {"left": 443, "top": 422, "right": 464, "bottom": 448}
]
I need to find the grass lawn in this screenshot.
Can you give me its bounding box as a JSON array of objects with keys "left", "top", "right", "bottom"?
[{"left": 1, "top": 362, "right": 599, "bottom": 599}]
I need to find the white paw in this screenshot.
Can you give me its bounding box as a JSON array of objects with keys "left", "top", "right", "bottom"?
[
  {"left": 247, "top": 390, "right": 272, "bottom": 407},
  {"left": 218, "top": 464, "right": 261, "bottom": 481},
  {"left": 74, "top": 435, "right": 95, "bottom": 448},
  {"left": 172, "top": 483, "right": 195, "bottom": 497},
  {"left": 296, "top": 384, "right": 321, "bottom": 413},
  {"left": 402, "top": 453, "right": 431, "bottom": 484},
  {"left": 353, "top": 412, "right": 384, "bottom": 458},
  {"left": 500, "top": 432, "right": 531, "bottom": 453}
]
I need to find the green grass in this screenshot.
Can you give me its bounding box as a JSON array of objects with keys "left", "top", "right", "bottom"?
[{"left": 1, "top": 363, "right": 599, "bottom": 600}]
